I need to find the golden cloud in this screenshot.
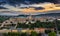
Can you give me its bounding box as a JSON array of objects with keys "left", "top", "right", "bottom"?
[{"left": 19, "top": 4, "right": 60, "bottom": 13}]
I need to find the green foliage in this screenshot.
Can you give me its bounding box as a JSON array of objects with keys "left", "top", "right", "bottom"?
[
  {"left": 3, "top": 33, "right": 8, "bottom": 36},
  {"left": 48, "top": 32, "right": 56, "bottom": 36},
  {"left": 3, "top": 32, "right": 56, "bottom": 36},
  {"left": 3, "top": 32, "right": 28, "bottom": 36},
  {"left": 17, "top": 20, "right": 55, "bottom": 29},
  {"left": 17, "top": 23, "right": 29, "bottom": 28},
  {"left": 0, "top": 17, "right": 9, "bottom": 23},
  {"left": 31, "top": 31, "right": 38, "bottom": 36},
  {"left": 21, "top": 32, "right": 27, "bottom": 36},
  {"left": 56, "top": 20, "right": 60, "bottom": 31},
  {"left": 3, "top": 32, "right": 20, "bottom": 36},
  {"left": 42, "top": 22, "right": 55, "bottom": 28},
  {"left": 34, "top": 21, "right": 55, "bottom": 28},
  {"left": 45, "top": 30, "right": 51, "bottom": 34}
]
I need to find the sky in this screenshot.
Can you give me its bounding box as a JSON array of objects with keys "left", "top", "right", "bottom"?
[
  {"left": 0, "top": 0, "right": 60, "bottom": 4},
  {"left": 0, "top": 0, "right": 60, "bottom": 15}
]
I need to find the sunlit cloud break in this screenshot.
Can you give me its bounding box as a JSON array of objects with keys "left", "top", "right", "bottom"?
[{"left": 0, "top": 2, "right": 60, "bottom": 15}]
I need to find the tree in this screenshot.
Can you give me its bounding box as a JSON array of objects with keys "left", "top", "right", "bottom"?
[
  {"left": 31, "top": 31, "right": 38, "bottom": 36},
  {"left": 35, "top": 20, "right": 41, "bottom": 28},
  {"left": 3, "top": 32, "right": 21, "bottom": 36},
  {"left": 3, "top": 33, "right": 8, "bottom": 36},
  {"left": 48, "top": 32, "right": 56, "bottom": 36},
  {"left": 21, "top": 32, "right": 27, "bottom": 36}
]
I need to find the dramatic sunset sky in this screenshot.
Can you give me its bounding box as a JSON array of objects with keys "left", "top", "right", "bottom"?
[{"left": 0, "top": 0, "right": 60, "bottom": 15}]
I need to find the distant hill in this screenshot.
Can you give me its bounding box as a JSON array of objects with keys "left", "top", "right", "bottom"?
[
  {"left": 18, "top": 13, "right": 60, "bottom": 17},
  {"left": 0, "top": 13, "right": 60, "bottom": 18},
  {"left": 34, "top": 13, "right": 60, "bottom": 17}
]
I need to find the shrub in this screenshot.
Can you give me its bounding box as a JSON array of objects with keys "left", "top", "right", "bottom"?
[{"left": 48, "top": 32, "right": 56, "bottom": 36}]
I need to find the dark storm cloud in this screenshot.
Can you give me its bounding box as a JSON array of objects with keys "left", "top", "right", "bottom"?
[
  {"left": 34, "top": 7, "right": 45, "bottom": 10},
  {"left": 0, "top": 0, "right": 60, "bottom": 6},
  {"left": 5, "top": 0, "right": 60, "bottom": 4}
]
